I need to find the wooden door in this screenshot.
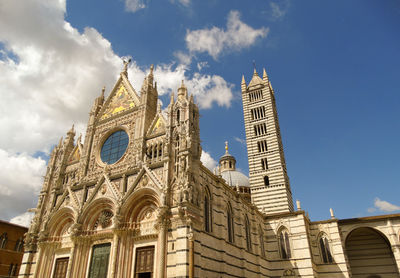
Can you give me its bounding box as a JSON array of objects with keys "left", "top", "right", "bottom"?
[
  {"left": 135, "top": 246, "right": 155, "bottom": 278},
  {"left": 53, "top": 257, "right": 69, "bottom": 278},
  {"left": 88, "top": 243, "right": 111, "bottom": 278}
]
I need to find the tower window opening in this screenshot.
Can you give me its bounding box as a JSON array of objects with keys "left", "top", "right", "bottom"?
[
  {"left": 176, "top": 109, "right": 180, "bottom": 122},
  {"left": 264, "top": 176, "right": 269, "bottom": 186},
  {"left": 261, "top": 158, "right": 268, "bottom": 170},
  {"left": 257, "top": 140, "right": 268, "bottom": 153},
  {"left": 249, "top": 90, "right": 263, "bottom": 102},
  {"left": 254, "top": 123, "right": 267, "bottom": 137},
  {"left": 159, "top": 144, "right": 163, "bottom": 157}
]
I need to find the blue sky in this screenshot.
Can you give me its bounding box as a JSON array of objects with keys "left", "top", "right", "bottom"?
[{"left": 0, "top": 0, "right": 399, "bottom": 225}]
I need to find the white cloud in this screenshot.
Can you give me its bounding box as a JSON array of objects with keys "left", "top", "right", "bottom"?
[
  {"left": 201, "top": 151, "right": 217, "bottom": 171},
  {"left": 187, "top": 73, "right": 233, "bottom": 109},
  {"left": 125, "top": 0, "right": 189, "bottom": 13},
  {"left": 197, "top": 61, "right": 208, "bottom": 71},
  {"left": 170, "top": 0, "right": 190, "bottom": 6},
  {"left": 185, "top": 10, "right": 269, "bottom": 59},
  {"left": 0, "top": 0, "right": 123, "bottom": 154},
  {"left": 125, "top": 0, "right": 146, "bottom": 12},
  {"left": 0, "top": 150, "right": 46, "bottom": 220},
  {"left": 369, "top": 198, "right": 400, "bottom": 213},
  {"left": 10, "top": 211, "right": 34, "bottom": 228},
  {"left": 270, "top": 2, "right": 287, "bottom": 20},
  {"left": 234, "top": 136, "right": 246, "bottom": 145}
]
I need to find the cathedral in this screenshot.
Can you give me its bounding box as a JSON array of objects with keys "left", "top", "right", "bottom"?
[{"left": 20, "top": 63, "right": 400, "bottom": 278}]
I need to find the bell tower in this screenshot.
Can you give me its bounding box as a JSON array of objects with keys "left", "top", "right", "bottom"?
[{"left": 241, "top": 68, "right": 293, "bottom": 214}]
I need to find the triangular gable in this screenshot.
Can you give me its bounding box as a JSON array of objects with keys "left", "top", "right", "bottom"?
[
  {"left": 123, "top": 166, "right": 163, "bottom": 202},
  {"left": 99, "top": 74, "right": 140, "bottom": 121},
  {"left": 67, "top": 143, "right": 81, "bottom": 164},
  {"left": 84, "top": 173, "right": 121, "bottom": 207},
  {"left": 54, "top": 186, "right": 80, "bottom": 211},
  {"left": 146, "top": 113, "right": 166, "bottom": 137}
]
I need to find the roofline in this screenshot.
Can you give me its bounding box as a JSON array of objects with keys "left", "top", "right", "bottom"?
[
  {"left": 338, "top": 213, "right": 400, "bottom": 224},
  {"left": 0, "top": 219, "right": 29, "bottom": 229}
]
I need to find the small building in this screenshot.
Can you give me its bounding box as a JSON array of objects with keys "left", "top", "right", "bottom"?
[{"left": 0, "top": 220, "right": 27, "bottom": 277}]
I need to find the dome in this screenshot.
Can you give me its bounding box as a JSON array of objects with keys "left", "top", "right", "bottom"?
[
  {"left": 218, "top": 141, "right": 250, "bottom": 188},
  {"left": 221, "top": 170, "right": 250, "bottom": 188}
]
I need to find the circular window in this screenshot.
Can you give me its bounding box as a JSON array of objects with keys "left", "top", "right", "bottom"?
[{"left": 100, "top": 130, "right": 129, "bottom": 164}]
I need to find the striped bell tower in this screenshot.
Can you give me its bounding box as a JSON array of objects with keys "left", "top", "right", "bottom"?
[{"left": 241, "top": 68, "right": 294, "bottom": 214}]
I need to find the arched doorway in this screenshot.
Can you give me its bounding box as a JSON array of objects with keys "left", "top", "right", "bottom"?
[{"left": 345, "top": 227, "right": 399, "bottom": 277}]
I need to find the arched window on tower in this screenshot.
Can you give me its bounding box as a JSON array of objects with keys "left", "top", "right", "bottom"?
[
  {"left": 319, "top": 234, "right": 333, "bottom": 263},
  {"left": 278, "top": 228, "right": 291, "bottom": 259},
  {"left": 0, "top": 233, "right": 8, "bottom": 249},
  {"left": 227, "top": 203, "right": 234, "bottom": 243},
  {"left": 264, "top": 176, "right": 270, "bottom": 186},
  {"left": 244, "top": 215, "right": 252, "bottom": 251},
  {"left": 204, "top": 187, "right": 212, "bottom": 233}
]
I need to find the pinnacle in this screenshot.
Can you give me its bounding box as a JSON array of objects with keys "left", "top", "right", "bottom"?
[
  {"left": 263, "top": 68, "right": 268, "bottom": 79},
  {"left": 253, "top": 67, "right": 258, "bottom": 76}
]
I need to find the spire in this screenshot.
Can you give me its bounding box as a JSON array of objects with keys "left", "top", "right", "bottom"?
[
  {"left": 67, "top": 124, "right": 75, "bottom": 137},
  {"left": 263, "top": 68, "right": 268, "bottom": 80},
  {"left": 122, "top": 58, "right": 131, "bottom": 76},
  {"left": 101, "top": 86, "right": 105, "bottom": 98},
  {"left": 170, "top": 91, "right": 175, "bottom": 104},
  {"left": 241, "top": 75, "right": 246, "bottom": 85},
  {"left": 177, "top": 80, "right": 187, "bottom": 99},
  {"left": 148, "top": 64, "right": 154, "bottom": 85},
  {"left": 253, "top": 67, "right": 258, "bottom": 76},
  {"left": 58, "top": 136, "right": 63, "bottom": 148}
]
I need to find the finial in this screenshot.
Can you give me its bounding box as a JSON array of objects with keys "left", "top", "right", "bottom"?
[
  {"left": 77, "top": 133, "right": 82, "bottom": 144},
  {"left": 225, "top": 141, "right": 229, "bottom": 153},
  {"left": 330, "top": 208, "right": 335, "bottom": 219},
  {"left": 122, "top": 58, "right": 131, "bottom": 74},
  {"left": 170, "top": 91, "right": 175, "bottom": 104},
  {"left": 101, "top": 86, "right": 105, "bottom": 97},
  {"left": 241, "top": 75, "right": 246, "bottom": 85},
  {"left": 67, "top": 124, "right": 75, "bottom": 138},
  {"left": 177, "top": 80, "right": 187, "bottom": 98},
  {"left": 150, "top": 64, "right": 154, "bottom": 73},
  {"left": 58, "top": 136, "right": 63, "bottom": 147},
  {"left": 296, "top": 200, "right": 301, "bottom": 210}
]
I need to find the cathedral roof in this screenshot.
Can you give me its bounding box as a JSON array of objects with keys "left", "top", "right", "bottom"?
[{"left": 221, "top": 170, "right": 250, "bottom": 188}]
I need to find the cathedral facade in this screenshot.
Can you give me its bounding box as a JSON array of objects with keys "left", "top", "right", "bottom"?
[{"left": 20, "top": 64, "right": 400, "bottom": 278}]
